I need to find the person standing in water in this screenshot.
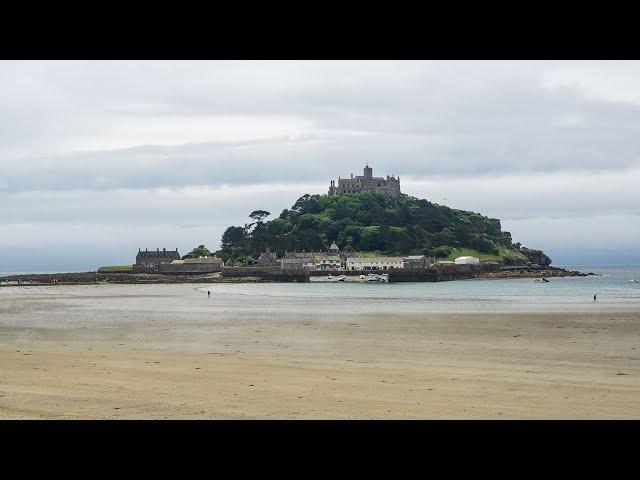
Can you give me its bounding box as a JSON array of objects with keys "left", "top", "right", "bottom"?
[
  {"left": 207, "top": 290, "right": 211, "bottom": 298},
  {"left": 593, "top": 293, "right": 597, "bottom": 302}
]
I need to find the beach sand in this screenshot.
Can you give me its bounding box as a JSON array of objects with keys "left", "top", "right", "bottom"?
[{"left": 1, "top": 285, "right": 639, "bottom": 419}]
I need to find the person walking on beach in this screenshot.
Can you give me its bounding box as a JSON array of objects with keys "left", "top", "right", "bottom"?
[
  {"left": 593, "top": 293, "right": 597, "bottom": 302},
  {"left": 207, "top": 290, "right": 211, "bottom": 298}
]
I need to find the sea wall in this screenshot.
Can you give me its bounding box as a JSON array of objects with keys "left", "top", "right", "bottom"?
[
  {"left": 158, "top": 263, "right": 222, "bottom": 274},
  {"left": 0, "top": 272, "right": 146, "bottom": 285},
  {"left": 131, "top": 264, "right": 160, "bottom": 274},
  {"left": 309, "top": 270, "right": 384, "bottom": 277},
  {"left": 221, "top": 267, "right": 309, "bottom": 283},
  {"left": 435, "top": 262, "right": 501, "bottom": 281},
  {"left": 388, "top": 269, "right": 438, "bottom": 282}
]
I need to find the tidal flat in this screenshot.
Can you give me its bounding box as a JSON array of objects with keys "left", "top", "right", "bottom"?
[{"left": 1, "top": 279, "right": 639, "bottom": 419}]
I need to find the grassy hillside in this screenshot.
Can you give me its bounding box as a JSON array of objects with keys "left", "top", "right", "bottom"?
[
  {"left": 216, "top": 192, "right": 548, "bottom": 266},
  {"left": 97, "top": 265, "right": 134, "bottom": 272}
]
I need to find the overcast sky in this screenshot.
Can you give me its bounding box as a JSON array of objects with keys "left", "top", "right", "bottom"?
[{"left": 1, "top": 60, "right": 639, "bottom": 271}]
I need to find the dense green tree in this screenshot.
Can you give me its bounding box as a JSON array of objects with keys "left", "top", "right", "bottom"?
[
  {"left": 249, "top": 210, "right": 271, "bottom": 223},
  {"left": 183, "top": 244, "right": 212, "bottom": 259},
  {"left": 221, "top": 226, "right": 247, "bottom": 252},
  {"left": 218, "top": 191, "right": 529, "bottom": 264}
]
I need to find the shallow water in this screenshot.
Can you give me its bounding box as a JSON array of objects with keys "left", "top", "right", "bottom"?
[{"left": 2, "top": 265, "right": 638, "bottom": 315}]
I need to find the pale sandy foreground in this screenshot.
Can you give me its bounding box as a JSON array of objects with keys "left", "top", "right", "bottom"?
[{"left": 0, "top": 283, "right": 639, "bottom": 418}]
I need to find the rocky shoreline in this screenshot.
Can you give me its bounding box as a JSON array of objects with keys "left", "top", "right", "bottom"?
[
  {"left": 0, "top": 265, "right": 594, "bottom": 286},
  {"left": 478, "top": 266, "right": 596, "bottom": 280}
]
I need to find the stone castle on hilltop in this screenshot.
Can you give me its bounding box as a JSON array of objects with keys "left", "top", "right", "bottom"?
[{"left": 328, "top": 164, "right": 401, "bottom": 198}]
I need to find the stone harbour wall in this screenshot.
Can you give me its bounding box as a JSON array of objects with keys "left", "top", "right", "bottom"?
[
  {"left": 435, "top": 262, "right": 501, "bottom": 281},
  {"left": 158, "top": 263, "right": 222, "bottom": 274},
  {"left": 221, "top": 267, "right": 309, "bottom": 283}
]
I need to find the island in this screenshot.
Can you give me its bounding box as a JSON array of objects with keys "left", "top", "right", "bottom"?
[{"left": 0, "top": 165, "right": 594, "bottom": 286}]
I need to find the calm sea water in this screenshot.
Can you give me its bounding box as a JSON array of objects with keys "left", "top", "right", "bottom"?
[
  {"left": 2, "top": 266, "right": 639, "bottom": 314},
  {"left": 190, "top": 265, "right": 640, "bottom": 314}
]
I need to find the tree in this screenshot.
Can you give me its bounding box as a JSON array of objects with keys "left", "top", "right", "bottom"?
[
  {"left": 221, "top": 226, "right": 247, "bottom": 252},
  {"left": 292, "top": 194, "right": 311, "bottom": 212},
  {"left": 182, "top": 244, "right": 212, "bottom": 259},
  {"left": 249, "top": 210, "right": 271, "bottom": 223}
]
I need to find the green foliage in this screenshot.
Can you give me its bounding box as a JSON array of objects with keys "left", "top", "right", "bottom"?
[
  {"left": 182, "top": 244, "right": 212, "bottom": 259},
  {"left": 218, "top": 192, "right": 538, "bottom": 264},
  {"left": 249, "top": 210, "right": 271, "bottom": 223}
]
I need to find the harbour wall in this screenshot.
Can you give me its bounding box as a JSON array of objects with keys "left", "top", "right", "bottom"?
[
  {"left": 221, "top": 267, "right": 309, "bottom": 283},
  {"left": 388, "top": 263, "right": 501, "bottom": 282},
  {"left": 434, "top": 262, "right": 501, "bottom": 281},
  {"left": 158, "top": 263, "right": 222, "bottom": 274}
]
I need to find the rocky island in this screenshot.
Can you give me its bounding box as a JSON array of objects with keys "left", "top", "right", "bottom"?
[{"left": 0, "top": 166, "right": 593, "bottom": 286}]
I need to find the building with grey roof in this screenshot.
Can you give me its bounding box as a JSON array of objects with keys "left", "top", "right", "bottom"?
[{"left": 135, "top": 248, "right": 181, "bottom": 267}]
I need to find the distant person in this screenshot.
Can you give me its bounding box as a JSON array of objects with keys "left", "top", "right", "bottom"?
[
  {"left": 207, "top": 290, "right": 211, "bottom": 298},
  {"left": 593, "top": 294, "right": 597, "bottom": 302}
]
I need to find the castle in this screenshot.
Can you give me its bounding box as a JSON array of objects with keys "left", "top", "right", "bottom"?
[{"left": 328, "top": 165, "right": 401, "bottom": 198}]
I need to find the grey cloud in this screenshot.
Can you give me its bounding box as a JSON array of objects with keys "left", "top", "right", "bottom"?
[
  {"left": 1, "top": 61, "right": 640, "bottom": 269},
  {"left": 3, "top": 61, "right": 640, "bottom": 193}
]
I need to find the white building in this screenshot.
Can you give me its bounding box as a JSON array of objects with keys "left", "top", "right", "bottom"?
[
  {"left": 346, "top": 257, "right": 404, "bottom": 271},
  {"left": 454, "top": 256, "right": 480, "bottom": 265},
  {"left": 312, "top": 253, "right": 342, "bottom": 271}
]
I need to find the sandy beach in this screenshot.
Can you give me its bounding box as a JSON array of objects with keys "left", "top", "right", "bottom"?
[{"left": 1, "top": 282, "right": 639, "bottom": 419}]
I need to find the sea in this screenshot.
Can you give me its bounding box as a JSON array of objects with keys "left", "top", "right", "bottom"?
[{"left": 1, "top": 265, "right": 639, "bottom": 314}]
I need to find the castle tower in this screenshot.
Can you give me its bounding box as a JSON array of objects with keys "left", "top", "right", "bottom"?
[{"left": 364, "top": 164, "right": 373, "bottom": 180}]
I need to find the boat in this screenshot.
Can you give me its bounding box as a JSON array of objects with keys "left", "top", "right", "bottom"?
[
  {"left": 327, "top": 274, "right": 333, "bottom": 279},
  {"left": 359, "top": 274, "right": 366, "bottom": 280},
  {"left": 367, "top": 273, "right": 386, "bottom": 282},
  {"left": 542, "top": 277, "right": 549, "bottom": 283},
  {"left": 338, "top": 275, "right": 346, "bottom": 282}
]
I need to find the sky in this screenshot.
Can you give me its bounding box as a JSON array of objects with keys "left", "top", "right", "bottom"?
[{"left": 1, "top": 60, "right": 639, "bottom": 271}]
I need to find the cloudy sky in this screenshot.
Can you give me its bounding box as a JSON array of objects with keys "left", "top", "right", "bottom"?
[{"left": 1, "top": 60, "right": 639, "bottom": 271}]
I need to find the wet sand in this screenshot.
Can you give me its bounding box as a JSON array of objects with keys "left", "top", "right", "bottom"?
[{"left": 1, "top": 285, "right": 639, "bottom": 418}]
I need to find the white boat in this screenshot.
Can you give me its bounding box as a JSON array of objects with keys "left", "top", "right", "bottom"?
[
  {"left": 338, "top": 275, "right": 346, "bottom": 282},
  {"left": 360, "top": 274, "right": 366, "bottom": 280},
  {"left": 327, "top": 274, "right": 333, "bottom": 279}
]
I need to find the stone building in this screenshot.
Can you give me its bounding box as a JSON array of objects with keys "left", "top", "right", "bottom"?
[
  {"left": 280, "top": 257, "right": 314, "bottom": 270},
  {"left": 280, "top": 242, "right": 344, "bottom": 271},
  {"left": 346, "top": 256, "right": 404, "bottom": 271},
  {"left": 403, "top": 255, "right": 434, "bottom": 269},
  {"left": 312, "top": 241, "right": 343, "bottom": 270},
  {"left": 328, "top": 164, "right": 401, "bottom": 198},
  {"left": 135, "top": 248, "right": 181, "bottom": 267},
  {"left": 256, "top": 248, "right": 278, "bottom": 266}
]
